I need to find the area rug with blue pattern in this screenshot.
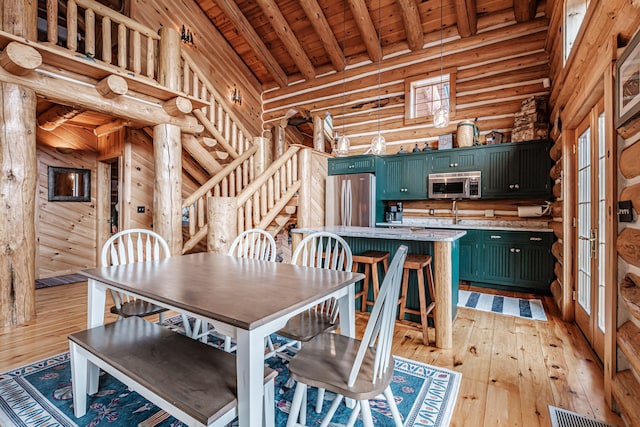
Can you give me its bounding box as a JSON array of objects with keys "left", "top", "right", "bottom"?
[{"left": 0, "top": 334, "right": 460, "bottom": 427}]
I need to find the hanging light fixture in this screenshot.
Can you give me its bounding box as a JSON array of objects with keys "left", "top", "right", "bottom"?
[
  {"left": 335, "top": 2, "right": 350, "bottom": 156},
  {"left": 369, "top": 0, "right": 386, "bottom": 155},
  {"left": 433, "top": 0, "right": 449, "bottom": 128}
]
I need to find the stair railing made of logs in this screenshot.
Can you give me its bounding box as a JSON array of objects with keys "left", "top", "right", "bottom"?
[
  {"left": 44, "top": 0, "right": 160, "bottom": 79},
  {"left": 180, "top": 50, "right": 256, "bottom": 160},
  {"left": 206, "top": 145, "right": 302, "bottom": 255}
]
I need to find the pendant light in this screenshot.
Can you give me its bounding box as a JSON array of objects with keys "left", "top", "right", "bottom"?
[
  {"left": 369, "top": 0, "right": 386, "bottom": 155},
  {"left": 433, "top": 0, "right": 449, "bottom": 128},
  {"left": 335, "top": 1, "right": 350, "bottom": 156}
]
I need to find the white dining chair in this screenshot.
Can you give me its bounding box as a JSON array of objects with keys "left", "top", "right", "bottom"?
[
  {"left": 285, "top": 245, "right": 408, "bottom": 427},
  {"left": 101, "top": 229, "right": 171, "bottom": 324},
  {"left": 276, "top": 231, "right": 353, "bottom": 412},
  {"left": 196, "top": 229, "right": 278, "bottom": 352}
]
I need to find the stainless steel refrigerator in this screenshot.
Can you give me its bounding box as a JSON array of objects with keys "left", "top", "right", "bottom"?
[{"left": 325, "top": 173, "right": 376, "bottom": 227}]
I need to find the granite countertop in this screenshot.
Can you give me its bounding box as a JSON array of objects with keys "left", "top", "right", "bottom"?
[
  {"left": 376, "top": 218, "right": 553, "bottom": 233},
  {"left": 291, "top": 225, "right": 466, "bottom": 242}
]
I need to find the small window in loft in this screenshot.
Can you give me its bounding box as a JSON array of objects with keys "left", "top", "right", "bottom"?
[
  {"left": 405, "top": 70, "right": 456, "bottom": 125},
  {"left": 564, "top": 0, "right": 591, "bottom": 64}
]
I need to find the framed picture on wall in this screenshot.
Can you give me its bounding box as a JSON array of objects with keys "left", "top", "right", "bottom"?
[{"left": 616, "top": 29, "right": 640, "bottom": 128}]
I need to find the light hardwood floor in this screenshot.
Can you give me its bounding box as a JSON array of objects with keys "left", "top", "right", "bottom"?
[{"left": 0, "top": 282, "right": 623, "bottom": 427}]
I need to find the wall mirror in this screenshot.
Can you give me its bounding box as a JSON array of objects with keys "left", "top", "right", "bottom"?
[{"left": 48, "top": 166, "right": 91, "bottom": 202}]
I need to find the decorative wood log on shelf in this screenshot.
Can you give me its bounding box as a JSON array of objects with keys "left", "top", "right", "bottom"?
[
  {"left": 550, "top": 221, "right": 563, "bottom": 239},
  {"left": 620, "top": 183, "right": 640, "bottom": 213},
  {"left": 621, "top": 140, "right": 640, "bottom": 179},
  {"left": 620, "top": 273, "right": 640, "bottom": 320},
  {"left": 618, "top": 228, "right": 640, "bottom": 268},
  {"left": 550, "top": 139, "right": 562, "bottom": 161},
  {"left": 552, "top": 240, "right": 563, "bottom": 263},
  {"left": 550, "top": 159, "right": 562, "bottom": 180}
]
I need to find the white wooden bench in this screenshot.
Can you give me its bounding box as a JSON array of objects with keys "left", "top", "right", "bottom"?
[{"left": 69, "top": 316, "right": 277, "bottom": 427}]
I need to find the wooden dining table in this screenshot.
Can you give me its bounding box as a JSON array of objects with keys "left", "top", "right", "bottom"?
[{"left": 80, "top": 252, "right": 364, "bottom": 427}]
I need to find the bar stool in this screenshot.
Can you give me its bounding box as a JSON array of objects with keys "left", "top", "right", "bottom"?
[
  {"left": 398, "top": 254, "right": 436, "bottom": 345},
  {"left": 352, "top": 251, "right": 389, "bottom": 312}
]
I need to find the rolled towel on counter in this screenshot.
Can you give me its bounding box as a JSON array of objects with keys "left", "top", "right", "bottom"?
[{"left": 517, "top": 206, "right": 544, "bottom": 217}]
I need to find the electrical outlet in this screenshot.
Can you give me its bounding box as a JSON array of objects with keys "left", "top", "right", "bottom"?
[
  {"left": 137, "top": 206, "right": 145, "bottom": 213},
  {"left": 485, "top": 209, "right": 495, "bottom": 217},
  {"left": 429, "top": 209, "right": 435, "bottom": 215}
]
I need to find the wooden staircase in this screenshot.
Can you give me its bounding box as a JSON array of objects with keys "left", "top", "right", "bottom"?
[{"left": 612, "top": 273, "right": 640, "bottom": 426}]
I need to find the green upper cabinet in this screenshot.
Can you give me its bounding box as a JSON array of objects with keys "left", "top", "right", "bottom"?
[
  {"left": 376, "top": 153, "right": 428, "bottom": 200},
  {"left": 429, "top": 147, "right": 482, "bottom": 173},
  {"left": 481, "top": 140, "right": 552, "bottom": 198},
  {"left": 328, "top": 155, "right": 376, "bottom": 175}
]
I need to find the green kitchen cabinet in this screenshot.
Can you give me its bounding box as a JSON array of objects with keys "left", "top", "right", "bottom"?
[
  {"left": 328, "top": 154, "right": 376, "bottom": 175},
  {"left": 481, "top": 140, "right": 552, "bottom": 198},
  {"left": 377, "top": 153, "right": 428, "bottom": 200},
  {"left": 459, "top": 229, "right": 481, "bottom": 281},
  {"left": 429, "top": 147, "right": 482, "bottom": 173},
  {"left": 479, "top": 230, "right": 554, "bottom": 293}
]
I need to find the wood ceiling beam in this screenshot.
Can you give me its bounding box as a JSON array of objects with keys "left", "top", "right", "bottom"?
[
  {"left": 514, "top": 0, "right": 538, "bottom": 23},
  {"left": 37, "top": 104, "right": 84, "bottom": 131},
  {"left": 299, "top": 0, "right": 345, "bottom": 71},
  {"left": 397, "top": 0, "right": 424, "bottom": 50},
  {"left": 255, "top": 0, "right": 316, "bottom": 81},
  {"left": 454, "top": 0, "right": 478, "bottom": 38},
  {"left": 347, "top": 0, "right": 381, "bottom": 63},
  {"left": 213, "top": 0, "right": 288, "bottom": 88}
]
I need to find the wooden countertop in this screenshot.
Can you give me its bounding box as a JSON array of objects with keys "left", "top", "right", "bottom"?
[{"left": 291, "top": 225, "right": 466, "bottom": 242}]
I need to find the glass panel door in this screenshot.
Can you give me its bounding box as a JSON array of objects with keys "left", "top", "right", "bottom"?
[{"left": 574, "top": 105, "right": 605, "bottom": 361}]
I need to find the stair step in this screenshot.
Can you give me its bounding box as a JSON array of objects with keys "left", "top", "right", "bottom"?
[
  {"left": 612, "top": 370, "right": 640, "bottom": 427},
  {"left": 620, "top": 273, "right": 640, "bottom": 321},
  {"left": 617, "top": 321, "right": 640, "bottom": 375}
]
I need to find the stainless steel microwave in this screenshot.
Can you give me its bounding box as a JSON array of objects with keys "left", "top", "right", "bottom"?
[{"left": 428, "top": 171, "right": 481, "bottom": 199}]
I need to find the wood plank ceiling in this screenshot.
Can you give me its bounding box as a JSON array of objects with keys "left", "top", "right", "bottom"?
[{"left": 195, "top": 0, "right": 541, "bottom": 90}]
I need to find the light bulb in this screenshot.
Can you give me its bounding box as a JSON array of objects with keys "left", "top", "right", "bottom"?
[
  {"left": 336, "top": 135, "right": 350, "bottom": 156},
  {"left": 370, "top": 134, "right": 386, "bottom": 155},
  {"left": 433, "top": 107, "right": 450, "bottom": 128}
]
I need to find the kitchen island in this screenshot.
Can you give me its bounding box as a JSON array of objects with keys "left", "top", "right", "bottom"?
[{"left": 291, "top": 225, "right": 466, "bottom": 348}]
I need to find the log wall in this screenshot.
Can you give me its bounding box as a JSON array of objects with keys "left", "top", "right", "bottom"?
[
  {"left": 35, "top": 142, "right": 98, "bottom": 279},
  {"left": 263, "top": 18, "right": 552, "bottom": 154},
  {"left": 125, "top": 129, "right": 154, "bottom": 230}
]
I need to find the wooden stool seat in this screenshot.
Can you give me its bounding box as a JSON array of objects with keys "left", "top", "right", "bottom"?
[
  {"left": 352, "top": 251, "right": 390, "bottom": 312},
  {"left": 398, "top": 254, "right": 436, "bottom": 345}
]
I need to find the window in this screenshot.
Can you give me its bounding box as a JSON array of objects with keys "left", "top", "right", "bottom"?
[
  {"left": 405, "top": 69, "right": 456, "bottom": 124},
  {"left": 564, "top": 0, "right": 591, "bottom": 64}
]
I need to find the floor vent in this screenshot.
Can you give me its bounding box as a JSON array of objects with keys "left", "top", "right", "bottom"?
[{"left": 549, "top": 406, "right": 618, "bottom": 427}]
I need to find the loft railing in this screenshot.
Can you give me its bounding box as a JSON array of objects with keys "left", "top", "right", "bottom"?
[{"left": 44, "top": 0, "right": 160, "bottom": 79}]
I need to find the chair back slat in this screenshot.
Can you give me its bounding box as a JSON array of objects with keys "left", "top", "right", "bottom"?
[
  {"left": 228, "top": 229, "right": 277, "bottom": 262},
  {"left": 347, "top": 245, "right": 407, "bottom": 387},
  {"left": 292, "top": 232, "right": 353, "bottom": 272}
]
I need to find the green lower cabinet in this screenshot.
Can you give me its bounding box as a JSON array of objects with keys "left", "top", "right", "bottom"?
[{"left": 462, "top": 230, "right": 554, "bottom": 294}]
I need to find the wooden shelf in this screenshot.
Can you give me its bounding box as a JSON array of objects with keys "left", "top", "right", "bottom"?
[{"left": 612, "top": 370, "right": 640, "bottom": 427}]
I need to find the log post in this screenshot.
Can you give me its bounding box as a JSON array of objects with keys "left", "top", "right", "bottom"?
[
  {"left": 207, "top": 196, "right": 238, "bottom": 254},
  {"left": 1, "top": 0, "right": 37, "bottom": 327},
  {"left": 157, "top": 27, "right": 181, "bottom": 91},
  {"left": 273, "top": 122, "right": 287, "bottom": 159},
  {"left": 153, "top": 123, "right": 183, "bottom": 255},
  {"left": 254, "top": 136, "right": 272, "bottom": 177},
  {"left": 313, "top": 113, "right": 325, "bottom": 152}
]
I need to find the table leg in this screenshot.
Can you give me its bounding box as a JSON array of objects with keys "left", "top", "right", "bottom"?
[
  {"left": 235, "top": 328, "right": 267, "bottom": 427},
  {"left": 337, "top": 283, "right": 355, "bottom": 338},
  {"left": 433, "top": 241, "right": 453, "bottom": 349},
  {"left": 86, "top": 279, "right": 106, "bottom": 394}
]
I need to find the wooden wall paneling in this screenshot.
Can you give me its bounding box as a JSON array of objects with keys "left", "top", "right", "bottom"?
[
  {"left": 35, "top": 145, "right": 97, "bottom": 279},
  {"left": 127, "top": 130, "right": 154, "bottom": 231}
]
